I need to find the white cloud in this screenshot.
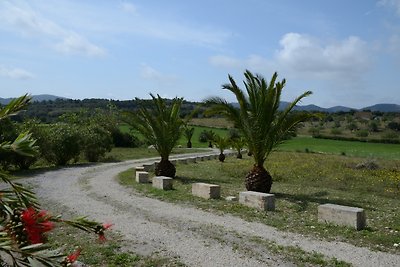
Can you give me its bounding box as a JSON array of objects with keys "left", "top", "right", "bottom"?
[
  {"left": 210, "top": 33, "right": 370, "bottom": 81},
  {"left": 0, "top": 65, "right": 34, "bottom": 80},
  {"left": 378, "top": 0, "right": 400, "bottom": 16},
  {"left": 54, "top": 33, "right": 105, "bottom": 57},
  {"left": 276, "top": 33, "right": 370, "bottom": 79},
  {"left": 0, "top": 1, "right": 105, "bottom": 57},
  {"left": 140, "top": 65, "right": 177, "bottom": 83}
]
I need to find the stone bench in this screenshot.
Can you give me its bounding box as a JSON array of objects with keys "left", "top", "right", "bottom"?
[
  {"left": 135, "top": 166, "right": 145, "bottom": 172},
  {"left": 192, "top": 183, "right": 220, "bottom": 199},
  {"left": 318, "top": 204, "right": 366, "bottom": 230},
  {"left": 152, "top": 176, "right": 173, "bottom": 190},
  {"left": 239, "top": 191, "right": 275, "bottom": 211},
  {"left": 135, "top": 171, "right": 149, "bottom": 183}
]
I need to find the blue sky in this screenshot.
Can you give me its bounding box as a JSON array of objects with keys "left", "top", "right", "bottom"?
[{"left": 1, "top": 0, "right": 400, "bottom": 108}]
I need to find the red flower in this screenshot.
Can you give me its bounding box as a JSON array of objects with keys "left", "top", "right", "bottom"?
[
  {"left": 66, "top": 248, "right": 81, "bottom": 263},
  {"left": 20, "top": 207, "right": 54, "bottom": 244},
  {"left": 97, "top": 223, "right": 113, "bottom": 242}
]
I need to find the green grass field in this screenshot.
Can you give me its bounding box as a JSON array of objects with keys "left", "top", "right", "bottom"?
[{"left": 278, "top": 136, "right": 400, "bottom": 160}]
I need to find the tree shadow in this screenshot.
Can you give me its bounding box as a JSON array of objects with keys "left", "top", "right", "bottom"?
[
  {"left": 174, "top": 175, "right": 212, "bottom": 184},
  {"left": 274, "top": 191, "right": 366, "bottom": 212}
]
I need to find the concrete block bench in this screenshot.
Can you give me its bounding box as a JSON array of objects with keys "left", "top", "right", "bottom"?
[
  {"left": 239, "top": 191, "right": 275, "bottom": 211},
  {"left": 192, "top": 183, "right": 220, "bottom": 199},
  {"left": 135, "top": 171, "right": 149, "bottom": 183},
  {"left": 135, "top": 166, "right": 145, "bottom": 172},
  {"left": 152, "top": 176, "right": 173, "bottom": 190},
  {"left": 318, "top": 204, "right": 366, "bottom": 230}
]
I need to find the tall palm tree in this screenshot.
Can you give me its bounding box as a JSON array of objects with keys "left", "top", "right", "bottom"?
[
  {"left": 126, "top": 94, "right": 184, "bottom": 177},
  {"left": 205, "top": 70, "right": 313, "bottom": 193}
]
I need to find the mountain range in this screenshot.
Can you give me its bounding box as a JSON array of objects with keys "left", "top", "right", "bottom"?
[
  {"left": 1, "top": 94, "right": 400, "bottom": 113},
  {"left": 0, "top": 94, "right": 66, "bottom": 105}
]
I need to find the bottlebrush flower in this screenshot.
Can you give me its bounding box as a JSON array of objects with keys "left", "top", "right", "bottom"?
[
  {"left": 96, "top": 223, "right": 113, "bottom": 242},
  {"left": 66, "top": 248, "right": 81, "bottom": 263},
  {"left": 20, "top": 207, "right": 54, "bottom": 244}
]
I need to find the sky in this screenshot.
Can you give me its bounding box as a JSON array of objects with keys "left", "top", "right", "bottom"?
[{"left": 1, "top": 0, "right": 400, "bottom": 108}]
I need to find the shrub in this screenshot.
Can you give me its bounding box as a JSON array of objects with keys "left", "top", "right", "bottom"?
[
  {"left": 38, "top": 123, "right": 83, "bottom": 166},
  {"left": 83, "top": 124, "right": 113, "bottom": 162},
  {"left": 387, "top": 121, "right": 400, "bottom": 131},
  {"left": 355, "top": 129, "right": 369, "bottom": 137},
  {"left": 330, "top": 128, "right": 342, "bottom": 135},
  {"left": 381, "top": 130, "right": 399, "bottom": 140},
  {"left": 112, "top": 129, "right": 141, "bottom": 147}
]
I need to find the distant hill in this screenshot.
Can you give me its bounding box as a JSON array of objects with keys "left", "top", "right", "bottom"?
[
  {"left": 232, "top": 101, "right": 400, "bottom": 113},
  {"left": 0, "top": 94, "right": 67, "bottom": 105},
  {"left": 361, "top": 104, "right": 400, "bottom": 113}
]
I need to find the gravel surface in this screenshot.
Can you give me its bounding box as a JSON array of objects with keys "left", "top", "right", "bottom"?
[{"left": 23, "top": 151, "right": 400, "bottom": 267}]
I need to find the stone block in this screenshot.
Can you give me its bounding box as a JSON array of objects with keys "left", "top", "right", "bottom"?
[
  {"left": 192, "top": 183, "right": 221, "bottom": 199},
  {"left": 318, "top": 204, "right": 366, "bottom": 230},
  {"left": 135, "top": 166, "right": 145, "bottom": 172},
  {"left": 135, "top": 171, "right": 149, "bottom": 183},
  {"left": 197, "top": 156, "right": 204, "bottom": 161},
  {"left": 239, "top": 191, "right": 275, "bottom": 211},
  {"left": 152, "top": 176, "right": 173, "bottom": 190}
]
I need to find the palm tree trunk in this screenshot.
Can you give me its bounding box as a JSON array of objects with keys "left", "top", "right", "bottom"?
[
  {"left": 155, "top": 157, "right": 176, "bottom": 178},
  {"left": 245, "top": 165, "right": 272, "bottom": 193}
]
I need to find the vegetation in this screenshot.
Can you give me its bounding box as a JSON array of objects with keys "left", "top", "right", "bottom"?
[
  {"left": 183, "top": 126, "right": 195, "bottom": 148},
  {"left": 0, "top": 95, "right": 109, "bottom": 266},
  {"left": 124, "top": 94, "right": 184, "bottom": 177},
  {"left": 213, "top": 135, "right": 229, "bottom": 162},
  {"left": 205, "top": 70, "right": 313, "bottom": 193},
  {"left": 119, "top": 153, "right": 400, "bottom": 254}
]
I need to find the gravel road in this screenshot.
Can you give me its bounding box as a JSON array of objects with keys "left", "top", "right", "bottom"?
[{"left": 23, "top": 151, "right": 400, "bottom": 267}]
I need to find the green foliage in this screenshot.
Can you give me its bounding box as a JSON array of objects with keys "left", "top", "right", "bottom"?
[
  {"left": 183, "top": 126, "right": 195, "bottom": 148},
  {"left": 82, "top": 124, "right": 113, "bottom": 162},
  {"left": 199, "top": 129, "right": 215, "bottom": 143},
  {"left": 38, "top": 123, "right": 82, "bottom": 166},
  {"left": 355, "top": 129, "right": 369, "bottom": 137},
  {"left": 330, "top": 128, "right": 342, "bottom": 135},
  {"left": 0, "top": 95, "right": 107, "bottom": 266},
  {"left": 387, "top": 121, "right": 400, "bottom": 131},
  {"left": 205, "top": 70, "right": 313, "bottom": 168},
  {"left": 369, "top": 121, "right": 379, "bottom": 132},
  {"left": 213, "top": 135, "right": 230, "bottom": 154},
  {"left": 125, "top": 94, "right": 184, "bottom": 161}
]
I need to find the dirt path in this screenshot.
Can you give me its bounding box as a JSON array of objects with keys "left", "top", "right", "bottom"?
[{"left": 24, "top": 152, "right": 400, "bottom": 267}]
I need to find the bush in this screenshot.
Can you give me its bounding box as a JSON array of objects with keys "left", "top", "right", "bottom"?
[
  {"left": 83, "top": 124, "right": 113, "bottom": 162},
  {"left": 112, "top": 129, "right": 141, "bottom": 147},
  {"left": 330, "top": 128, "right": 342, "bottom": 135},
  {"left": 387, "top": 121, "right": 400, "bottom": 131},
  {"left": 355, "top": 129, "right": 369, "bottom": 137},
  {"left": 38, "top": 123, "right": 83, "bottom": 166},
  {"left": 381, "top": 130, "right": 399, "bottom": 140}
]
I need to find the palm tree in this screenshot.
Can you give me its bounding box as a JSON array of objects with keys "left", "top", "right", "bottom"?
[
  {"left": 231, "top": 137, "right": 246, "bottom": 159},
  {"left": 183, "top": 126, "right": 195, "bottom": 148},
  {"left": 205, "top": 70, "right": 313, "bottom": 193},
  {"left": 213, "top": 135, "right": 229, "bottom": 162},
  {"left": 126, "top": 94, "right": 184, "bottom": 177}
]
